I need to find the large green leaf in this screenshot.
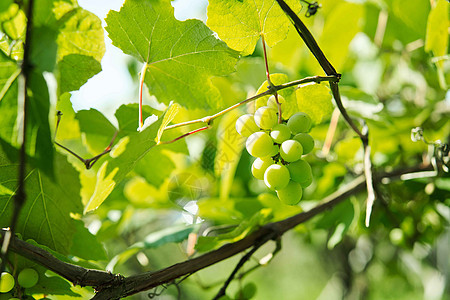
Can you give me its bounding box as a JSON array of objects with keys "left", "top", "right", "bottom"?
[
  {"left": 27, "top": 70, "right": 54, "bottom": 176},
  {"left": 207, "top": 0, "right": 301, "bottom": 56},
  {"left": 0, "top": 51, "right": 19, "bottom": 143},
  {"left": 317, "top": 2, "right": 364, "bottom": 72},
  {"left": 105, "top": 0, "right": 239, "bottom": 109},
  {"left": 56, "top": 5, "right": 104, "bottom": 94},
  {"left": 0, "top": 140, "right": 83, "bottom": 254}
]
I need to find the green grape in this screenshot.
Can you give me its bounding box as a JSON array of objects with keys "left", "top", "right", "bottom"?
[
  {"left": 287, "top": 159, "right": 312, "bottom": 187},
  {"left": 267, "top": 95, "right": 286, "bottom": 111},
  {"left": 257, "top": 193, "right": 279, "bottom": 208},
  {"left": 246, "top": 132, "right": 274, "bottom": 157},
  {"left": 276, "top": 180, "right": 303, "bottom": 205},
  {"left": 266, "top": 144, "right": 279, "bottom": 157},
  {"left": 254, "top": 106, "right": 277, "bottom": 130},
  {"left": 270, "top": 124, "right": 291, "bottom": 144},
  {"left": 287, "top": 112, "right": 312, "bottom": 134},
  {"left": 264, "top": 164, "right": 290, "bottom": 190},
  {"left": 280, "top": 140, "right": 303, "bottom": 162},
  {"left": 251, "top": 157, "right": 273, "bottom": 180},
  {"left": 18, "top": 268, "right": 39, "bottom": 288},
  {"left": 235, "top": 114, "right": 259, "bottom": 137},
  {"left": 293, "top": 133, "right": 314, "bottom": 154},
  {"left": 0, "top": 272, "right": 14, "bottom": 293}
]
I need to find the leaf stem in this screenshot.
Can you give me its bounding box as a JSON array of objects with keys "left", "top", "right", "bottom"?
[
  {"left": 138, "top": 63, "right": 148, "bottom": 131},
  {"left": 159, "top": 126, "right": 209, "bottom": 145},
  {"left": 261, "top": 34, "right": 283, "bottom": 123}
]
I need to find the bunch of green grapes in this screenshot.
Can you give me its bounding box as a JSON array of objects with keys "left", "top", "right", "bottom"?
[{"left": 236, "top": 95, "right": 314, "bottom": 205}]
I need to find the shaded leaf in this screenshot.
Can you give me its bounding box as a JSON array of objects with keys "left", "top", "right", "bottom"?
[
  {"left": 0, "top": 51, "right": 19, "bottom": 143},
  {"left": 70, "top": 220, "right": 107, "bottom": 261},
  {"left": 76, "top": 109, "right": 117, "bottom": 154},
  {"left": 83, "top": 105, "right": 169, "bottom": 212},
  {"left": 0, "top": 140, "right": 83, "bottom": 254},
  {"left": 196, "top": 208, "right": 272, "bottom": 252},
  {"left": 207, "top": 0, "right": 301, "bottom": 56},
  {"left": 27, "top": 70, "right": 54, "bottom": 176},
  {"left": 105, "top": 0, "right": 239, "bottom": 109}
]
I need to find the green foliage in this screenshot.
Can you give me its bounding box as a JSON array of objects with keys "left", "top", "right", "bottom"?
[
  {"left": 207, "top": 0, "right": 301, "bottom": 55},
  {"left": 0, "top": 0, "right": 449, "bottom": 299},
  {"left": 105, "top": 0, "right": 239, "bottom": 109}
]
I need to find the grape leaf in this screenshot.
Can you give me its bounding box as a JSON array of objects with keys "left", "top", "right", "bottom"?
[
  {"left": 296, "top": 83, "right": 333, "bottom": 125},
  {"left": 56, "top": 6, "right": 105, "bottom": 94},
  {"left": 27, "top": 71, "right": 54, "bottom": 176},
  {"left": 425, "top": 0, "right": 448, "bottom": 89},
  {"left": 0, "top": 140, "right": 83, "bottom": 254},
  {"left": 76, "top": 109, "right": 118, "bottom": 154},
  {"left": 84, "top": 105, "right": 171, "bottom": 213},
  {"left": 105, "top": 0, "right": 239, "bottom": 109},
  {"left": 70, "top": 220, "right": 107, "bottom": 261},
  {"left": 316, "top": 2, "right": 364, "bottom": 72},
  {"left": 207, "top": 0, "right": 301, "bottom": 56},
  {"left": 0, "top": 51, "right": 19, "bottom": 143},
  {"left": 215, "top": 110, "right": 245, "bottom": 200}
]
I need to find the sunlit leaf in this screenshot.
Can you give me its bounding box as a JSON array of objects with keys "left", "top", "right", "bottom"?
[
  {"left": 296, "top": 83, "right": 333, "bottom": 125},
  {"left": 105, "top": 0, "right": 239, "bottom": 109},
  {"left": 215, "top": 110, "right": 245, "bottom": 199},
  {"left": 207, "top": 0, "right": 301, "bottom": 56}
]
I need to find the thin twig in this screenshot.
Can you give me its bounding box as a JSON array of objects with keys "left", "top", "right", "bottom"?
[
  {"left": 164, "top": 75, "right": 337, "bottom": 131},
  {"left": 212, "top": 244, "right": 265, "bottom": 300},
  {"left": 55, "top": 131, "right": 118, "bottom": 169}
]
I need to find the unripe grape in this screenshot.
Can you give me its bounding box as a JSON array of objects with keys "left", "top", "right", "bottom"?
[
  {"left": 287, "top": 159, "right": 312, "bottom": 187},
  {"left": 254, "top": 106, "right": 277, "bottom": 130},
  {"left": 267, "top": 95, "right": 286, "bottom": 111},
  {"left": 276, "top": 180, "right": 303, "bottom": 205},
  {"left": 18, "top": 268, "right": 39, "bottom": 288},
  {"left": 270, "top": 124, "right": 291, "bottom": 144},
  {"left": 251, "top": 158, "right": 273, "bottom": 180},
  {"left": 235, "top": 114, "right": 259, "bottom": 137},
  {"left": 268, "top": 144, "right": 279, "bottom": 157},
  {"left": 287, "top": 112, "right": 312, "bottom": 134},
  {"left": 0, "top": 272, "right": 14, "bottom": 293},
  {"left": 293, "top": 133, "right": 314, "bottom": 154},
  {"left": 264, "top": 164, "right": 290, "bottom": 190},
  {"left": 246, "top": 132, "right": 274, "bottom": 158},
  {"left": 280, "top": 140, "right": 303, "bottom": 162}
]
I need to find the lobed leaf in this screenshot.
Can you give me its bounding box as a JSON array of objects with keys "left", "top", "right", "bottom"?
[
  {"left": 207, "top": 0, "right": 301, "bottom": 56},
  {"left": 0, "top": 140, "right": 83, "bottom": 254},
  {"left": 105, "top": 0, "right": 239, "bottom": 109}
]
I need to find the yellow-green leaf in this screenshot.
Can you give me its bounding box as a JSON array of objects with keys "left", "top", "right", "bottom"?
[
  {"left": 207, "top": 0, "right": 301, "bottom": 56},
  {"left": 296, "top": 83, "right": 333, "bottom": 125}
]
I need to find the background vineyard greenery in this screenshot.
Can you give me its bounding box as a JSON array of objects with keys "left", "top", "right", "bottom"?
[{"left": 0, "top": 0, "right": 449, "bottom": 299}]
